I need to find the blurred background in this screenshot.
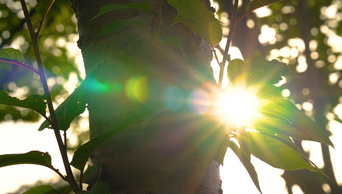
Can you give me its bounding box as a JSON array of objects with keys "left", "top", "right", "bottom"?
[{"left": 0, "top": 0, "right": 342, "bottom": 193}]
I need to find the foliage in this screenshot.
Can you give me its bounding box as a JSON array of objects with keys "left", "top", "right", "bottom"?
[{"left": 0, "top": 0, "right": 338, "bottom": 193}]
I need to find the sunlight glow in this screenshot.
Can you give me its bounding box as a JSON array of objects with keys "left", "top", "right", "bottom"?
[{"left": 215, "top": 86, "right": 261, "bottom": 129}]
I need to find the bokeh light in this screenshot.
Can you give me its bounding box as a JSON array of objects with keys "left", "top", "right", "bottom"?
[{"left": 162, "top": 86, "right": 184, "bottom": 111}]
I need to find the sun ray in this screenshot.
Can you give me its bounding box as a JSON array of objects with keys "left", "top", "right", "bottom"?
[{"left": 214, "top": 84, "right": 262, "bottom": 130}]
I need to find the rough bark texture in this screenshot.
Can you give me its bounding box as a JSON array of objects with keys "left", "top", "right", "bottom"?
[{"left": 72, "top": 0, "right": 225, "bottom": 193}]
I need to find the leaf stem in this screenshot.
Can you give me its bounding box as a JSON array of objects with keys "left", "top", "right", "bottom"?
[
  {"left": 0, "top": 58, "right": 39, "bottom": 75},
  {"left": 37, "top": 0, "right": 55, "bottom": 37},
  {"left": 19, "top": 0, "right": 80, "bottom": 192},
  {"left": 218, "top": 0, "right": 239, "bottom": 88}
]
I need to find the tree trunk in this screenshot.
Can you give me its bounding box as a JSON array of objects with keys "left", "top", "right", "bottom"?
[{"left": 72, "top": 0, "right": 225, "bottom": 193}]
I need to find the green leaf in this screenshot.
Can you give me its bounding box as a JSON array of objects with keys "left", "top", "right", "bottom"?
[
  {"left": 23, "top": 185, "right": 58, "bottom": 194},
  {"left": 230, "top": 140, "right": 262, "bottom": 193},
  {"left": 0, "top": 90, "right": 47, "bottom": 117},
  {"left": 95, "top": 19, "right": 143, "bottom": 37},
  {"left": 39, "top": 81, "right": 87, "bottom": 131},
  {"left": 92, "top": 2, "right": 152, "bottom": 20},
  {"left": 84, "top": 181, "right": 111, "bottom": 194},
  {"left": 83, "top": 163, "right": 102, "bottom": 187},
  {"left": 0, "top": 151, "right": 52, "bottom": 168},
  {"left": 167, "top": 0, "right": 222, "bottom": 44},
  {"left": 255, "top": 116, "right": 316, "bottom": 142},
  {"left": 261, "top": 97, "right": 334, "bottom": 147},
  {"left": 227, "top": 59, "right": 245, "bottom": 84},
  {"left": 159, "top": 35, "right": 184, "bottom": 51},
  {"left": 241, "top": 131, "right": 315, "bottom": 171},
  {"left": 0, "top": 48, "right": 25, "bottom": 64},
  {"left": 247, "top": 0, "right": 285, "bottom": 11},
  {"left": 227, "top": 57, "right": 290, "bottom": 86},
  {"left": 70, "top": 110, "right": 151, "bottom": 171}
]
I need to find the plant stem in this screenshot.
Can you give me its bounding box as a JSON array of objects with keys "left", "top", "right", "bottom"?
[
  {"left": 218, "top": 0, "right": 239, "bottom": 88},
  {"left": 37, "top": 0, "right": 55, "bottom": 37},
  {"left": 19, "top": 0, "right": 80, "bottom": 192}
]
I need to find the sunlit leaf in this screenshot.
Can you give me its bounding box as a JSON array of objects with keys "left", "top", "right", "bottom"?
[
  {"left": 95, "top": 19, "right": 143, "bottom": 37},
  {"left": 227, "top": 57, "right": 290, "bottom": 86},
  {"left": 241, "top": 131, "right": 315, "bottom": 171},
  {"left": 0, "top": 48, "right": 25, "bottom": 64},
  {"left": 230, "top": 140, "right": 262, "bottom": 193},
  {"left": 39, "top": 81, "right": 87, "bottom": 131},
  {"left": 23, "top": 185, "right": 58, "bottom": 194},
  {"left": 0, "top": 90, "right": 46, "bottom": 117},
  {"left": 70, "top": 110, "right": 151, "bottom": 171},
  {"left": 255, "top": 116, "right": 316, "bottom": 141},
  {"left": 167, "top": 0, "right": 222, "bottom": 44},
  {"left": 92, "top": 2, "right": 152, "bottom": 20},
  {"left": 261, "top": 98, "right": 334, "bottom": 147},
  {"left": 0, "top": 151, "right": 52, "bottom": 168}
]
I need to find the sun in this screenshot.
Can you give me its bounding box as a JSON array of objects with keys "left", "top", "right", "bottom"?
[{"left": 214, "top": 85, "right": 261, "bottom": 129}]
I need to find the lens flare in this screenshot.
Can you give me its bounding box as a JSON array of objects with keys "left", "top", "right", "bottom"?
[{"left": 215, "top": 86, "right": 261, "bottom": 129}]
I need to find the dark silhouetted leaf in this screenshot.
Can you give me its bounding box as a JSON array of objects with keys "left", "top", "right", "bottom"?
[
  {"left": 241, "top": 131, "right": 315, "bottom": 171},
  {"left": 230, "top": 140, "right": 262, "bottom": 193},
  {"left": 261, "top": 98, "right": 334, "bottom": 147},
  {"left": 39, "top": 81, "right": 87, "bottom": 131},
  {"left": 83, "top": 163, "right": 102, "bottom": 187},
  {"left": 95, "top": 19, "right": 143, "bottom": 37},
  {"left": 0, "top": 90, "right": 46, "bottom": 117},
  {"left": 84, "top": 181, "right": 111, "bottom": 194},
  {"left": 70, "top": 110, "right": 151, "bottom": 171},
  {"left": 23, "top": 185, "right": 58, "bottom": 194},
  {"left": 0, "top": 151, "right": 52, "bottom": 168},
  {"left": 167, "top": 0, "right": 222, "bottom": 44},
  {"left": 92, "top": 2, "right": 151, "bottom": 20}
]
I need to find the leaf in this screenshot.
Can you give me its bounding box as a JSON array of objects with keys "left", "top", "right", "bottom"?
[
  {"left": 0, "top": 151, "right": 52, "bottom": 168},
  {"left": 227, "top": 59, "right": 246, "bottom": 83},
  {"left": 261, "top": 97, "right": 334, "bottom": 147},
  {"left": 255, "top": 116, "right": 316, "bottom": 142},
  {"left": 241, "top": 131, "right": 315, "bottom": 171},
  {"left": 70, "top": 110, "right": 151, "bottom": 171},
  {"left": 247, "top": 0, "right": 285, "bottom": 11},
  {"left": 0, "top": 48, "right": 25, "bottom": 63},
  {"left": 95, "top": 19, "right": 143, "bottom": 37},
  {"left": 23, "top": 185, "right": 58, "bottom": 194},
  {"left": 39, "top": 81, "right": 87, "bottom": 131},
  {"left": 230, "top": 140, "right": 262, "bottom": 193},
  {"left": 92, "top": 2, "right": 152, "bottom": 20},
  {"left": 84, "top": 181, "right": 111, "bottom": 194},
  {"left": 83, "top": 163, "right": 102, "bottom": 187},
  {"left": 0, "top": 90, "right": 47, "bottom": 117},
  {"left": 159, "top": 35, "right": 184, "bottom": 51},
  {"left": 167, "top": 0, "right": 222, "bottom": 45},
  {"left": 227, "top": 57, "right": 290, "bottom": 86}
]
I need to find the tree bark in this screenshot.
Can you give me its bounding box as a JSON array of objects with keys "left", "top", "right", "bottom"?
[{"left": 72, "top": 0, "right": 225, "bottom": 193}]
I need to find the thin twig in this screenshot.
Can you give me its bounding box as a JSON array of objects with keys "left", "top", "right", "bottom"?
[
  {"left": 218, "top": 0, "right": 239, "bottom": 88},
  {"left": 37, "top": 0, "right": 55, "bottom": 37},
  {"left": 19, "top": 0, "right": 80, "bottom": 192}
]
